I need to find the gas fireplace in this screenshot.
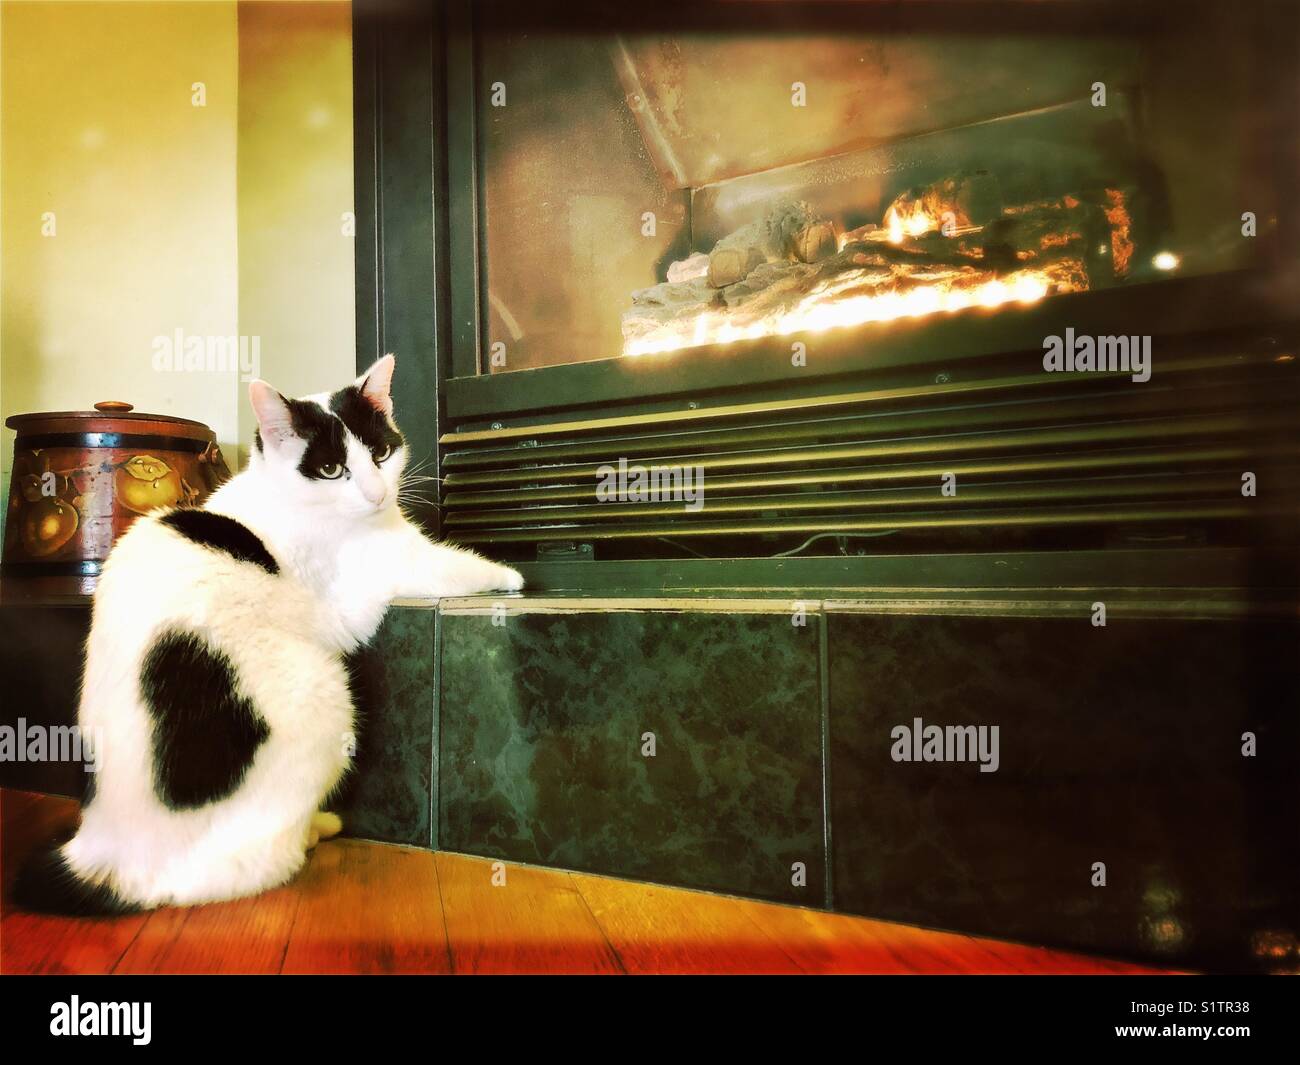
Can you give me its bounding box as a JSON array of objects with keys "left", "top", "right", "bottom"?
[
  {"left": 343, "top": 0, "right": 1300, "bottom": 972},
  {"left": 355, "top": 0, "right": 1300, "bottom": 578}
]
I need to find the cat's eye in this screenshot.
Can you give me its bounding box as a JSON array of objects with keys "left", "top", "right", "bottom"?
[
  {"left": 317, "top": 462, "right": 345, "bottom": 480},
  {"left": 373, "top": 443, "right": 394, "bottom": 463}
]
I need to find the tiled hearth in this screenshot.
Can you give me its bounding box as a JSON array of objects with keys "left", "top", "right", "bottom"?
[
  {"left": 2, "top": 589, "right": 1295, "bottom": 972},
  {"left": 439, "top": 601, "right": 824, "bottom": 905}
]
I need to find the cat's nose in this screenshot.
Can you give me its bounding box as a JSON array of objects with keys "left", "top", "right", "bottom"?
[{"left": 359, "top": 477, "right": 386, "bottom": 506}]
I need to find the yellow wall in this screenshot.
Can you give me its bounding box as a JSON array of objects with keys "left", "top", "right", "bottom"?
[
  {"left": 236, "top": 0, "right": 355, "bottom": 461},
  {"left": 0, "top": 0, "right": 354, "bottom": 538},
  {"left": 1, "top": 0, "right": 240, "bottom": 497}
]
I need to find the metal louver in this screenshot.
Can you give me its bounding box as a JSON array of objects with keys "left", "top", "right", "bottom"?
[{"left": 439, "top": 335, "right": 1300, "bottom": 559}]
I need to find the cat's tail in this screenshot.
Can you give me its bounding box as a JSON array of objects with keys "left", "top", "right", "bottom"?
[{"left": 11, "top": 843, "right": 139, "bottom": 917}]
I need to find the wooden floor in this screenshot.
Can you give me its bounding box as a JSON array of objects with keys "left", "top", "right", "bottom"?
[{"left": 1, "top": 790, "right": 1170, "bottom": 975}]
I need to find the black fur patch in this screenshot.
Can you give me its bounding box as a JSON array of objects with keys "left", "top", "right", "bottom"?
[
  {"left": 284, "top": 397, "right": 349, "bottom": 480},
  {"left": 140, "top": 630, "right": 270, "bottom": 810},
  {"left": 264, "top": 391, "right": 402, "bottom": 480},
  {"left": 12, "top": 842, "right": 139, "bottom": 917},
  {"left": 159, "top": 509, "right": 278, "bottom": 575},
  {"left": 330, "top": 385, "right": 404, "bottom": 458}
]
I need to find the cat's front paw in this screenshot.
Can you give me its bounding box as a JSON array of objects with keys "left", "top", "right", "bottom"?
[{"left": 497, "top": 565, "right": 525, "bottom": 593}]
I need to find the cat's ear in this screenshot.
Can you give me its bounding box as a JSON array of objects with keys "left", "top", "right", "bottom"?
[
  {"left": 248, "top": 380, "right": 296, "bottom": 447},
  {"left": 356, "top": 354, "right": 395, "bottom": 416}
]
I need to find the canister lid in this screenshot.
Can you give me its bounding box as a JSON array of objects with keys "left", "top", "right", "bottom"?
[{"left": 5, "top": 402, "right": 216, "bottom": 443}]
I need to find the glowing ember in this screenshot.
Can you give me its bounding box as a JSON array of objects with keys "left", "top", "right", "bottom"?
[
  {"left": 1103, "top": 188, "right": 1134, "bottom": 276},
  {"left": 624, "top": 258, "right": 1083, "bottom": 357}
]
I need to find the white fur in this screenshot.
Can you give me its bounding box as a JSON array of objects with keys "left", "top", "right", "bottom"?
[{"left": 62, "top": 355, "right": 522, "bottom": 908}]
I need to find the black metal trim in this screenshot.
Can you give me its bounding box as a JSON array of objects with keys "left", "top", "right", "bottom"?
[
  {"left": 463, "top": 0, "right": 1171, "bottom": 36},
  {"left": 446, "top": 0, "right": 481, "bottom": 381},
  {"left": 511, "top": 547, "right": 1300, "bottom": 595},
  {"left": 353, "top": 0, "right": 448, "bottom": 538},
  {"left": 17, "top": 433, "right": 210, "bottom": 453},
  {"left": 2, "top": 561, "right": 103, "bottom": 577}
]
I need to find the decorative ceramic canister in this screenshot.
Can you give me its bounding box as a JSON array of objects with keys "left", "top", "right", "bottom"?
[{"left": 3, "top": 401, "right": 230, "bottom": 595}]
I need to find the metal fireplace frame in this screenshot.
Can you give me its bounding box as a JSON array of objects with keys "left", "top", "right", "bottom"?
[{"left": 352, "top": 0, "right": 1300, "bottom": 594}]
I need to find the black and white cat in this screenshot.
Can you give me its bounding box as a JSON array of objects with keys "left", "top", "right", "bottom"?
[{"left": 16, "top": 355, "right": 522, "bottom": 913}]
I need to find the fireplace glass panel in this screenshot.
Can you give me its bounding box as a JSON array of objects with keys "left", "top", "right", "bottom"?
[{"left": 475, "top": 11, "right": 1287, "bottom": 374}]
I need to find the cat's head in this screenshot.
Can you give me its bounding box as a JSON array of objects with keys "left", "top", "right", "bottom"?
[{"left": 247, "top": 354, "right": 407, "bottom": 518}]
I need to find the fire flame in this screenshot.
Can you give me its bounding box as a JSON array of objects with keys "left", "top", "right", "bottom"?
[
  {"left": 884, "top": 201, "right": 941, "bottom": 245},
  {"left": 624, "top": 259, "right": 1083, "bottom": 358}
]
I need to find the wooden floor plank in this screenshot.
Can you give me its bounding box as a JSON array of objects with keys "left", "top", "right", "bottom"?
[
  {"left": 733, "top": 895, "right": 973, "bottom": 974},
  {"left": 740, "top": 897, "right": 1171, "bottom": 974},
  {"left": 571, "top": 873, "right": 806, "bottom": 974},
  {"left": 112, "top": 880, "right": 301, "bottom": 975},
  {"left": 1, "top": 791, "right": 1180, "bottom": 975},
  {"left": 0, "top": 789, "right": 150, "bottom": 975},
  {"left": 281, "top": 839, "right": 451, "bottom": 974},
  {"left": 435, "top": 852, "right": 624, "bottom": 974},
  {"left": 1, "top": 910, "right": 149, "bottom": 976},
  {"left": 951, "top": 933, "right": 1171, "bottom": 975}
]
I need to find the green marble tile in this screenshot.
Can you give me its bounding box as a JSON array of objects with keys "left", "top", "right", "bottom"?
[
  {"left": 439, "top": 606, "right": 824, "bottom": 903},
  {"left": 337, "top": 605, "right": 438, "bottom": 847},
  {"left": 828, "top": 609, "right": 1300, "bottom": 970}
]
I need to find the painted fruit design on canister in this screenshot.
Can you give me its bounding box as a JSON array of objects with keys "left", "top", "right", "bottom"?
[
  {"left": 17, "top": 467, "right": 80, "bottom": 557},
  {"left": 114, "top": 454, "right": 186, "bottom": 514},
  {"left": 4, "top": 447, "right": 217, "bottom": 564},
  {"left": 10, "top": 454, "right": 81, "bottom": 558}
]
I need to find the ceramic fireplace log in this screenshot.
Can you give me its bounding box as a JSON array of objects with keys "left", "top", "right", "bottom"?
[
  {"left": 704, "top": 200, "right": 840, "bottom": 287},
  {"left": 623, "top": 231, "right": 1090, "bottom": 350},
  {"left": 666, "top": 252, "right": 710, "bottom": 284},
  {"left": 980, "top": 197, "right": 1100, "bottom": 273},
  {"left": 790, "top": 220, "right": 840, "bottom": 264}
]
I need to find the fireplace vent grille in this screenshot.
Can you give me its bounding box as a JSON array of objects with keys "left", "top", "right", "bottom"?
[{"left": 438, "top": 335, "right": 1299, "bottom": 561}]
